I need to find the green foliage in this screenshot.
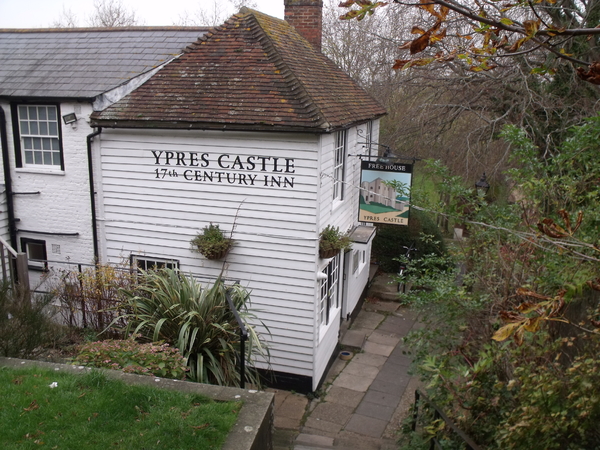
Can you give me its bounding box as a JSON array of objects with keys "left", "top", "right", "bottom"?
[
  {"left": 114, "top": 269, "right": 269, "bottom": 387},
  {"left": 0, "top": 366, "right": 239, "bottom": 449},
  {"left": 319, "top": 225, "right": 352, "bottom": 253},
  {"left": 0, "top": 282, "right": 63, "bottom": 358},
  {"left": 74, "top": 337, "right": 188, "bottom": 380},
  {"left": 399, "top": 116, "right": 600, "bottom": 448},
  {"left": 190, "top": 223, "right": 233, "bottom": 259},
  {"left": 371, "top": 208, "right": 446, "bottom": 273}
]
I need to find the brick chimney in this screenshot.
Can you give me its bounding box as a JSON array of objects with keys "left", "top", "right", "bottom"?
[{"left": 284, "top": 0, "right": 323, "bottom": 51}]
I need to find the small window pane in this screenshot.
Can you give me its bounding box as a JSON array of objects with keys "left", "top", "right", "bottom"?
[
  {"left": 49, "top": 122, "right": 57, "bottom": 135},
  {"left": 39, "top": 122, "right": 48, "bottom": 135},
  {"left": 34, "top": 151, "right": 43, "bottom": 164},
  {"left": 43, "top": 152, "right": 52, "bottom": 165},
  {"left": 20, "top": 121, "right": 29, "bottom": 134},
  {"left": 42, "top": 138, "right": 51, "bottom": 150},
  {"left": 32, "top": 138, "right": 41, "bottom": 150},
  {"left": 28, "top": 107, "right": 37, "bottom": 120},
  {"left": 23, "top": 137, "right": 32, "bottom": 149},
  {"left": 19, "top": 106, "right": 28, "bottom": 119},
  {"left": 53, "top": 152, "right": 61, "bottom": 165},
  {"left": 38, "top": 108, "right": 47, "bottom": 120},
  {"left": 30, "top": 122, "right": 38, "bottom": 135},
  {"left": 51, "top": 138, "right": 60, "bottom": 150},
  {"left": 47, "top": 107, "right": 57, "bottom": 120},
  {"left": 25, "top": 151, "right": 33, "bottom": 164}
]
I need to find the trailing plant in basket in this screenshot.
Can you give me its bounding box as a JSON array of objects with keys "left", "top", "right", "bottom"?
[
  {"left": 319, "top": 225, "right": 352, "bottom": 257},
  {"left": 190, "top": 224, "right": 233, "bottom": 259},
  {"left": 112, "top": 268, "right": 269, "bottom": 388}
]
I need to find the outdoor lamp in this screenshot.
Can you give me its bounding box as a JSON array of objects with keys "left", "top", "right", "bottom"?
[
  {"left": 475, "top": 172, "right": 490, "bottom": 196},
  {"left": 62, "top": 112, "right": 77, "bottom": 124}
]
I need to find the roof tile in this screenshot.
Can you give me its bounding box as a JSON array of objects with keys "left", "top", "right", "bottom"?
[{"left": 91, "top": 9, "right": 385, "bottom": 132}]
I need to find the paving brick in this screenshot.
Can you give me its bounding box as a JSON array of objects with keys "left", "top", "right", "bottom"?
[
  {"left": 351, "top": 352, "right": 387, "bottom": 368},
  {"left": 344, "top": 414, "right": 388, "bottom": 438},
  {"left": 310, "top": 401, "right": 355, "bottom": 425},
  {"left": 369, "top": 378, "right": 409, "bottom": 397},
  {"left": 335, "top": 430, "right": 388, "bottom": 450},
  {"left": 324, "top": 386, "right": 365, "bottom": 409},
  {"left": 362, "top": 389, "right": 403, "bottom": 409},
  {"left": 351, "top": 311, "right": 385, "bottom": 331},
  {"left": 304, "top": 416, "right": 344, "bottom": 434},
  {"left": 343, "top": 361, "right": 380, "bottom": 378},
  {"left": 362, "top": 340, "right": 395, "bottom": 357},
  {"left": 355, "top": 400, "right": 396, "bottom": 422},
  {"left": 333, "top": 371, "right": 375, "bottom": 392},
  {"left": 374, "top": 364, "right": 412, "bottom": 386},
  {"left": 296, "top": 433, "right": 335, "bottom": 447},
  {"left": 341, "top": 329, "right": 366, "bottom": 349},
  {"left": 367, "top": 330, "right": 402, "bottom": 347},
  {"left": 377, "top": 316, "right": 416, "bottom": 335}
]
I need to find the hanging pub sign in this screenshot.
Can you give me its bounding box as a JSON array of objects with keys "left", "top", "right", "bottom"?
[{"left": 359, "top": 160, "right": 412, "bottom": 225}]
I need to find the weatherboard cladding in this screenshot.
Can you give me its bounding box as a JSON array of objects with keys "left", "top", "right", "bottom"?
[
  {"left": 91, "top": 9, "right": 386, "bottom": 132},
  {"left": 0, "top": 28, "right": 207, "bottom": 98}
]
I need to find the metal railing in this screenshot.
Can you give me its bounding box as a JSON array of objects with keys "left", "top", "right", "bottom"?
[
  {"left": 225, "top": 288, "right": 249, "bottom": 389},
  {"left": 412, "top": 389, "right": 482, "bottom": 450}
]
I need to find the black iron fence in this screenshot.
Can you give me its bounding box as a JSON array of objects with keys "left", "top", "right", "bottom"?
[{"left": 412, "top": 389, "right": 481, "bottom": 450}]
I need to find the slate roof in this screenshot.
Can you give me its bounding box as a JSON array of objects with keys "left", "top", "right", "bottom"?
[
  {"left": 91, "top": 9, "right": 386, "bottom": 132},
  {"left": 0, "top": 27, "right": 208, "bottom": 99}
]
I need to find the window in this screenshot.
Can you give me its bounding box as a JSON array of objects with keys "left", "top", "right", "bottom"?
[
  {"left": 21, "top": 238, "right": 48, "bottom": 271},
  {"left": 332, "top": 130, "right": 347, "bottom": 201},
  {"left": 14, "top": 104, "right": 62, "bottom": 168},
  {"left": 318, "top": 255, "right": 340, "bottom": 326},
  {"left": 131, "top": 255, "right": 179, "bottom": 272}
]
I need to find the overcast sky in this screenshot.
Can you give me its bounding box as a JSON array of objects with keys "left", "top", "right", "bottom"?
[{"left": 0, "top": 0, "right": 284, "bottom": 28}]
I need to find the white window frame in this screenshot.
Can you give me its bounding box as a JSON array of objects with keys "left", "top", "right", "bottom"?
[
  {"left": 318, "top": 255, "right": 340, "bottom": 327},
  {"left": 15, "top": 104, "right": 63, "bottom": 169},
  {"left": 332, "top": 130, "right": 347, "bottom": 202}
]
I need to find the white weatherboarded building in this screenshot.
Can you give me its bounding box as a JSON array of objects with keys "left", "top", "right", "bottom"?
[{"left": 0, "top": 2, "right": 386, "bottom": 391}]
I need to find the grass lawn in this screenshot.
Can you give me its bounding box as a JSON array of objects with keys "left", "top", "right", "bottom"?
[{"left": 0, "top": 366, "right": 241, "bottom": 449}]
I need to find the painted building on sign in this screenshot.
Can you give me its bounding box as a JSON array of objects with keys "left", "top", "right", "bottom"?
[{"left": 0, "top": 1, "right": 386, "bottom": 391}]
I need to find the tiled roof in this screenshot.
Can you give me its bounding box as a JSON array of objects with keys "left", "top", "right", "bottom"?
[
  {"left": 91, "top": 9, "right": 386, "bottom": 132},
  {"left": 0, "top": 27, "right": 208, "bottom": 99}
]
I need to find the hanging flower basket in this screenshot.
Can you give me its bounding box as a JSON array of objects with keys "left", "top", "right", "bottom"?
[
  {"left": 319, "top": 225, "right": 352, "bottom": 259},
  {"left": 319, "top": 248, "right": 340, "bottom": 259},
  {"left": 191, "top": 224, "right": 234, "bottom": 260}
]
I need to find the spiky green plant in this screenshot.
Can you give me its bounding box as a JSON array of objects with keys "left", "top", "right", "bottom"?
[{"left": 114, "top": 269, "right": 268, "bottom": 387}]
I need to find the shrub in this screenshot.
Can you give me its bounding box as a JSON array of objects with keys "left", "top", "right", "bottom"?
[
  {"left": 0, "top": 282, "right": 62, "bottom": 358},
  {"left": 372, "top": 208, "right": 446, "bottom": 273},
  {"left": 74, "top": 337, "right": 188, "bottom": 380},
  {"left": 51, "top": 263, "right": 135, "bottom": 336},
  {"left": 114, "top": 268, "right": 269, "bottom": 387}
]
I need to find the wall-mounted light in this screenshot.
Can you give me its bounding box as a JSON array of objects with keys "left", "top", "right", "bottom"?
[
  {"left": 316, "top": 271, "right": 328, "bottom": 281},
  {"left": 62, "top": 113, "right": 77, "bottom": 125}
]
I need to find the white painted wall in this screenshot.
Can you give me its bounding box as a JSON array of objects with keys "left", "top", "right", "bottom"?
[
  {"left": 0, "top": 101, "right": 97, "bottom": 270},
  {"left": 96, "top": 128, "right": 321, "bottom": 378}
]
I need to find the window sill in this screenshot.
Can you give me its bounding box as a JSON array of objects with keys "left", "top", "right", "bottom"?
[{"left": 16, "top": 168, "right": 65, "bottom": 176}]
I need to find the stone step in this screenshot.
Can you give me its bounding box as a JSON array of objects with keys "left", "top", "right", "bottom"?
[{"left": 295, "top": 433, "right": 334, "bottom": 449}]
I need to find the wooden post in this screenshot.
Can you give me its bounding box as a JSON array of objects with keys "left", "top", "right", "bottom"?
[{"left": 15, "top": 253, "right": 30, "bottom": 292}]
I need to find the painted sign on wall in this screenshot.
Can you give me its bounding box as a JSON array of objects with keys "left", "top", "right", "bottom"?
[
  {"left": 359, "top": 160, "right": 412, "bottom": 225},
  {"left": 150, "top": 150, "right": 296, "bottom": 189}
]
